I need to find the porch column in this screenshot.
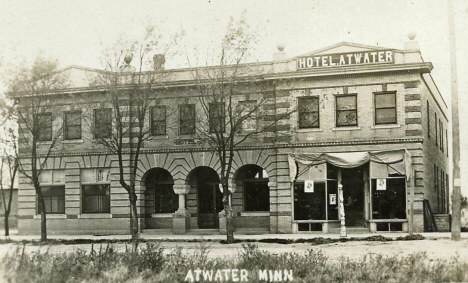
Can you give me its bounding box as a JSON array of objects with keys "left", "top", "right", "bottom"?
[
  {"left": 339, "top": 183, "right": 347, "bottom": 238},
  {"left": 219, "top": 182, "right": 236, "bottom": 234},
  {"left": 173, "top": 184, "right": 191, "bottom": 234}
]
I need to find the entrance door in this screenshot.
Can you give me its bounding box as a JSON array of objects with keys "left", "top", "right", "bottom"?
[
  {"left": 198, "top": 184, "right": 223, "bottom": 229},
  {"left": 342, "top": 166, "right": 365, "bottom": 226}
]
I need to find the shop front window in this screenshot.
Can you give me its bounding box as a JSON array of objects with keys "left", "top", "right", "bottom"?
[
  {"left": 371, "top": 178, "right": 406, "bottom": 219},
  {"left": 294, "top": 182, "right": 326, "bottom": 220}
]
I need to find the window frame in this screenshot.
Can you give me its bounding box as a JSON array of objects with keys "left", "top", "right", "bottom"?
[
  {"left": 38, "top": 186, "right": 65, "bottom": 214},
  {"left": 179, "top": 104, "right": 196, "bottom": 135},
  {"left": 335, "top": 94, "right": 358, "bottom": 127},
  {"left": 37, "top": 112, "right": 53, "bottom": 141},
  {"left": 298, "top": 96, "right": 320, "bottom": 129},
  {"left": 94, "top": 108, "right": 112, "bottom": 139},
  {"left": 64, "top": 111, "right": 82, "bottom": 140},
  {"left": 374, "top": 91, "right": 397, "bottom": 125},
  {"left": 242, "top": 168, "right": 269, "bottom": 212},
  {"left": 209, "top": 102, "right": 226, "bottom": 133},
  {"left": 81, "top": 184, "right": 111, "bottom": 214},
  {"left": 150, "top": 105, "right": 167, "bottom": 136}
]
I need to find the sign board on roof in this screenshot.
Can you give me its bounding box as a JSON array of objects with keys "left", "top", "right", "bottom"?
[{"left": 297, "top": 50, "right": 394, "bottom": 69}]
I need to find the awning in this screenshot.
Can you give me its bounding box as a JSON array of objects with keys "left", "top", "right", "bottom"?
[{"left": 288, "top": 149, "right": 412, "bottom": 182}]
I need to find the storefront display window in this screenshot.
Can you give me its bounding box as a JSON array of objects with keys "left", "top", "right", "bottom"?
[{"left": 371, "top": 177, "right": 406, "bottom": 219}]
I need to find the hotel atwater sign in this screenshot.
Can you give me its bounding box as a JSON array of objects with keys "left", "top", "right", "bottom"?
[{"left": 297, "top": 50, "right": 394, "bottom": 69}]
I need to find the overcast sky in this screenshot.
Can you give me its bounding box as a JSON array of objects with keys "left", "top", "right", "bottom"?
[{"left": 1, "top": 0, "right": 467, "bottom": 195}]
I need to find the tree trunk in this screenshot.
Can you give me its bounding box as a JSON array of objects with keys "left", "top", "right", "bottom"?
[
  {"left": 37, "top": 191, "right": 47, "bottom": 242},
  {"left": 4, "top": 212, "right": 9, "bottom": 237},
  {"left": 129, "top": 191, "right": 139, "bottom": 241},
  {"left": 224, "top": 198, "right": 234, "bottom": 243}
]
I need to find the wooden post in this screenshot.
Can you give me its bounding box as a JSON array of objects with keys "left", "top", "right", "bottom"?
[
  {"left": 409, "top": 170, "right": 414, "bottom": 236},
  {"left": 448, "top": 0, "right": 461, "bottom": 241},
  {"left": 339, "top": 184, "right": 346, "bottom": 237}
]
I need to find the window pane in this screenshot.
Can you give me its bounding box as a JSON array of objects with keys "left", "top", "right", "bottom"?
[
  {"left": 375, "top": 93, "right": 396, "bottom": 108},
  {"left": 67, "top": 125, "right": 82, "bottom": 139},
  {"left": 336, "top": 96, "right": 356, "bottom": 110},
  {"left": 237, "top": 101, "right": 257, "bottom": 133},
  {"left": 38, "top": 113, "right": 52, "bottom": 141},
  {"left": 337, "top": 110, "right": 357, "bottom": 126},
  {"left": 82, "top": 184, "right": 110, "bottom": 213},
  {"left": 299, "top": 112, "right": 319, "bottom": 128},
  {"left": 371, "top": 178, "right": 406, "bottom": 219},
  {"left": 152, "top": 106, "right": 166, "bottom": 136},
  {"left": 244, "top": 181, "right": 270, "bottom": 212},
  {"left": 327, "top": 181, "right": 338, "bottom": 220},
  {"left": 94, "top": 109, "right": 112, "bottom": 138},
  {"left": 39, "top": 186, "right": 65, "bottom": 214},
  {"left": 375, "top": 108, "right": 397, "bottom": 124},
  {"left": 209, "top": 103, "right": 225, "bottom": 133},
  {"left": 180, "top": 105, "right": 195, "bottom": 134},
  {"left": 294, "top": 182, "right": 326, "bottom": 220},
  {"left": 154, "top": 184, "right": 178, "bottom": 213},
  {"left": 65, "top": 112, "right": 81, "bottom": 139},
  {"left": 298, "top": 97, "right": 319, "bottom": 112}
]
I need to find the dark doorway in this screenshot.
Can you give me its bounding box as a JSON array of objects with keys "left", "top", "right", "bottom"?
[
  {"left": 190, "top": 167, "right": 223, "bottom": 229},
  {"left": 342, "top": 166, "right": 365, "bottom": 226},
  {"left": 198, "top": 183, "right": 223, "bottom": 228}
]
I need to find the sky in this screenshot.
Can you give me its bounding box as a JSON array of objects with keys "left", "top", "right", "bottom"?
[{"left": 0, "top": 0, "right": 467, "bottom": 196}]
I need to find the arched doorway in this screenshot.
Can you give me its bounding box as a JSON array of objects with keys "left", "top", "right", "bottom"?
[
  {"left": 144, "top": 168, "right": 178, "bottom": 229},
  {"left": 235, "top": 164, "right": 270, "bottom": 212},
  {"left": 187, "top": 167, "right": 223, "bottom": 229}
]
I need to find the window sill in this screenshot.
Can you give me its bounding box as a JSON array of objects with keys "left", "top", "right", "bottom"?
[
  {"left": 34, "top": 214, "right": 66, "bottom": 219},
  {"left": 78, "top": 213, "right": 112, "bottom": 219},
  {"left": 150, "top": 135, "right": 169, "bottom": 140},
  {"left": 240, "top": 212, "right": 270, "bottom": 217},
  {"left": 332, "top": 126, "right": 361, "bottom": 131},
  {"left": 62, "top": 139, "right": 84, "bottom": 144},
  {"left": 297, "top": 128, "right": 322, "bottom": 133},
  {"left": 151, "top": 213, "right": 174, "bottom": 218},
  {"left": 371, "top": 124, "right": 401, "bottom": 129}
]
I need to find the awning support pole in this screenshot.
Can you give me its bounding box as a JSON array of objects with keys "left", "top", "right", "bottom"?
[{"left": 339, "top": 183, "right": 347, "bottom": 238}]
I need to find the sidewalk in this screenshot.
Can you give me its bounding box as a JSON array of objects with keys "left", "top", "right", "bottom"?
[{"left": 1, "top": 229, "right": 467, "bottom": 242}]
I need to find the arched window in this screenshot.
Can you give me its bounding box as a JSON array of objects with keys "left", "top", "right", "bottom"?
[
  {"left": 146, "top": 168, "right": 178, "bottom": 213},
  {"left": 237, "top": 165, "right": 270, "bottom": 212}
]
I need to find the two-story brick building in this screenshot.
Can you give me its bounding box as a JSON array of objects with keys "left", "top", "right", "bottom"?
[{"left": 11, "top": 39, "right": 450, "bottom": 235}]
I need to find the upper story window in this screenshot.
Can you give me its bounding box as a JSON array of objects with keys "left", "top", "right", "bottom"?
[
  {"left": 151, "top": 106, "right": 166, "bottom": 136},
  {"left": 298, "top": 96, "right": 319, "bottom": 129},
  {"left": 336, "top": 94, "right": 357, "bottom": 127},
  {"left": 374, "top": 92, "right": 397, "bottom": 125},
  {"left": 94, "top": 108, "right": 112, "bottom": 139},
  {"left": 435, "top": 112, "right": 438, "bottom": 147},
  {"left": 38, "top": 170, "right": 65, "bottom": 214},
  {"left": 427, "top": 101, "right": 430, "bottom": 138},
  {"left": 236, "top": 100, "right": 257, "bottom": 134},
  {"left": 209, "top": 102, "right": 225, "bottom": 133},
  {"left": 37, "top": 113, "right": 52, "bottom": 141},
  {"left": 439, "top": 119, "right": 444, "bottom": 152},
  {"left": 64, "top": 111, "right": 82, "bottom": 140},
  {"left": 179, "top": 104, "right": 195, "bottom": 135}
]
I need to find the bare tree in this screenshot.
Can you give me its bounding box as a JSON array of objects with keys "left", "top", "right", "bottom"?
[
  {"left": 84, "top": 25, "right": 179, "bottom": 240},
  {"left": 6, "top": 54, "right": 68, "bottom": 241},
  {"left": 0, "top": 145, "right": 18, "bottom": 237},
  {"left": 189, "top": 16, "right": 294, "bottom": 243}
]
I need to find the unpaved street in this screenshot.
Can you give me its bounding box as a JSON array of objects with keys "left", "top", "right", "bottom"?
[{"left": 1, "top": 239, "right": 467, "bottom": 262}]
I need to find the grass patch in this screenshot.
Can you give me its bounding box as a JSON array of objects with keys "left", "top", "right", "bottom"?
[{"left": 1, "top": 241, "right": 466, "bottom": 282}]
